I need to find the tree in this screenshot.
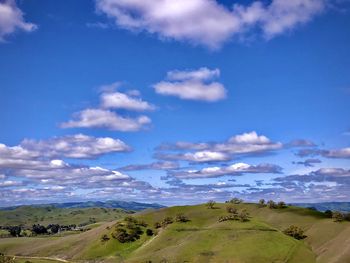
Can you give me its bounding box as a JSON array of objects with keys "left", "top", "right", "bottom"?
[
  {"left": 47, "top": 224, "right": 60, "bottom": 234},
  {"left": 283, "top": 225, "right": 306, "bottom": 240},
  {"left": 277, "top": 201, "right": 287, "bottom": 209},
  {"left": 258, "top": 199, "right": 266, "bottom": 207},
  {"left": 206, "top": 200, "right": 216, "bottom": 209},
  {"left": 324, "top": 210, "right": 333, "bottom": 218},
  {"left": 332, "top": 211, "right": 344, "bottom": 222},
  {"left": 8, "top": 226, "right": 21, "bottom": 237},
  {"left": 238, "top": 209, "right": 249, "bottom": 222},
  {"left": 267, "top": 200, "right": 277, "bottom": 209},
  {"left": 154, "top": 222, "right": 161, "bottom": 229},
  {"left": 32, "top": 224, "right": 47, "bottom": 235},
  {"left": 146, "top": 229, "right": 154, "bottom": 236},
  {"left": 161, "top": 217, "right": 173, "bottom": 228},
  {"left": 226, "top": 205, "right": 238, "bottom": 214},
  {"left": 175, "top": 213, "right": 189, "bottom": 222},
  {"left": 228, "top": 198, "right": 243, "bottom": 204}
]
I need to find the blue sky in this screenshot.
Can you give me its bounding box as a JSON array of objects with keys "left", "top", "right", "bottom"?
[{"left": 0, "top": 0, "right": 350, "bottom": 206}]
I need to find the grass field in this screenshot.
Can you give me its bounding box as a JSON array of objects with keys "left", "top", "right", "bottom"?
[
  {"left": 0, "top": 206, "right": 128, "bottom": 227},
  {"left": 0, "top": 203, "right": 349, "bottom": 262}
]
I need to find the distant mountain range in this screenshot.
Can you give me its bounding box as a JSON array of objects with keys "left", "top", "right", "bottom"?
[
  {"left": 292, "top": 202, "right": 350, "bottom": 212},
  {"left": 0, "top": 200, "right": 165, "bottom": 211}
]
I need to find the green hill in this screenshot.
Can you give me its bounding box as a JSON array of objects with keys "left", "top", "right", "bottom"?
[
  {"left": 0, "top": 203, "right": 349, "bottom": 263},
  {"left": 0, "top": 206, "right": 129, "bottom": 227}
]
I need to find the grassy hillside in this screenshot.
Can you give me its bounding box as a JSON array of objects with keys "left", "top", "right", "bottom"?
[
  {"left": 0, "top": 206, "right": 129, "bottom": 227},
  {"left": 0, "top": 203, "right": 349, "bottom": 263}
]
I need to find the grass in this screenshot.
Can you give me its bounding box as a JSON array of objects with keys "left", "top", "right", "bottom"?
[
  {"left": 0, "top": 206, "right": 128, "bottom": 228},
  {"left": 0, "top": 203, "right": 349, "bottom": 262}
]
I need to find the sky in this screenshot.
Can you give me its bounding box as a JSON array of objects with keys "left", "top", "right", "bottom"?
[{"left": 0, "top": 0, "right": 350, "bottom": 206}]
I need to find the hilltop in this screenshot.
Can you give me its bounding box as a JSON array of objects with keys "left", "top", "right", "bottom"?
[
  {"left": 0, "top": 200, "right": 165, "bottom": 212},
  {"left": 0, "top": 202, "right": 349, "bottom": 263}
]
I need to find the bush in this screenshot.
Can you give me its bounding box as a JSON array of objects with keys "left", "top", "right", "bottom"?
[
  {"left": 277, "top": 201, "right": 287, "bottom": 209},
  {"left": 283, "top": 225, "right": 306, "bottom": 240},
  {"left": 238, "top": 209, "right": 249, "bottom": 222},
  {"left": 206, "top": 200, "right": 216, "bottom": 209},
  {"left": 332, "top": 211, "right": 344, "bottom": 222},
  {"left": 258, "top": 199, "right": 266, "bottom": 207},
  {"left": 100, "top": 234, "right": 110, "bottom": 242},
  {"left": 324, "top": 210, "right": 333, "bottom": 218},
  {"left": 267, "top": 200, "right": 277, "bottom": 209},
  {"left": 154, "top": 222, "right": 161, "bottom": 229},
  {"left": 8, "top": 226, "right": 21, "bottom": 237},
  {"left": 227, "top": 198, "right": 243, "bottom": 204},
  {"left": 32, "top": 224, "right": 47, "bottom": 235},
  {"left": 226, "top": 205, "right": 238, "bottom": 214},
  {"left": 146, "top": 229, "right": 154, "bottom": 236},
  {"left": 161, "top": 217, "right": 173, "bottom": 228},
  {"left": 175, "top": 213, "right": 189, "bottom": 222}
]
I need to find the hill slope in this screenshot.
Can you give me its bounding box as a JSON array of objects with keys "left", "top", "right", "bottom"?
[{"left": 0, "top": 203, "right": 349, "bottom": 263}]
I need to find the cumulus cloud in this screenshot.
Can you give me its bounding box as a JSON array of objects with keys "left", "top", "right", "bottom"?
[
  {"left": 61, "top": 108, "right": 151, "bottom": 131},
  {"left": 156, "top": 131, "right": 283, "bottom": 162},
  {"left": 170, "top": 162, "right": 282, "bottom": 179},
  {"left": 62, "top": 83, "right": 155, "bottom": 131},
  {"left": 153, "top": 67, "right": 227, "bottom": 102},
  {"left": 0, "top": 0, "right": 37, "bottom": 41},
  {"left": 21, "top": 134, "right": 131, "bottom": 159},
  {"left": 100, "top": 90, "right": 156, "bottom": 111},
  {"left": 0, "top": 134, "right": 130, "bottom": 163},
  {"left": 96, "top": 0, "right": 327, "bottom": 48}
]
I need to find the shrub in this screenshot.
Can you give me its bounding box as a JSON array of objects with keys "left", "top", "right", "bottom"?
[
  {"left": 206, "top": 200, "right": 216, "bottom": 209},
  {"left": 100, "top": 234, "right": 110, "bottom": 242},
  {"left": 267, "top": 200, "right": 277, "bottom": 209},
  {"left": 228, "top": 198, "right": 243, "bottom": 204},
  {"left": 226, "top": 205, "right": 238, "bottom": 214},
  {"left": 32, "top": 224, "right": 47, "bottom": 235},
  {"left": 8, "top": 226, "right": 21, "bottom": 237},
  {"left": 258, "top": 199, "right": 266, "bottom": 207},
  {"left": 332, "top": 211, "right": 344, "bottom": 222},
  {"left": 283, "top": 225, "right": 306, "bottom": 240},
  {"left": 238, "top": 209, "right": 249, "bottom": 222},
  {"left": 154, "top": 222, "right": 161, "bottom": 229},
  {"left": 146, "top": 229, "right": 154, "bottom": 236},
  {"left": 277, "top": 201, "right": 287, "bottom": 209},
  {"left": 175, "top": 213, "right": 189, "bottom": 222},
  {"left": 324, "top": 210, "right": 333, "bottom": 218},
  {"left": 161, "top": 217, "right": 173, "bottom": 228}
]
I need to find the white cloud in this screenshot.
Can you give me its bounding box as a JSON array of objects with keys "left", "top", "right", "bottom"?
[
  {"left": 171, "top": 162, "right": 282, "bottom": 179},
  {"left": 324, "top": 147, "right": 350, "bottom": 159},
  {"left": 0, "top": 0, "right": 37, "bottom": 41},
  {"left": 156, "top": 131, "right": 283, "bottom": 162},
  {"left": 153, "top": 67, "right": 227, "bottom": 102},
  {"left": 61, "top": 108, "right": 151, "bottom": 131},
  {"left": 21, "top": 134, "right": 131, "bottom": 159},
  {"left": 101, "top": 90, "right": 155, "bottom": 111},
  {"left": 0, "top": 180, "right": 23, "bottom": 187},
  {"left": 95, "top": 0, "right": 327, "bottom": 48}
]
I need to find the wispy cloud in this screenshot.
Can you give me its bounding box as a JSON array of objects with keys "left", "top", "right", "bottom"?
[
  {"left": 0, "top": 0, "right": 37, "bottom": 41},
  {"left": 169, "top": 162, "right": 282, "bottom": 179}
]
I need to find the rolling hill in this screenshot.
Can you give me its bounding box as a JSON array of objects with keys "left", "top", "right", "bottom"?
[
  {"left": 0, "top": 203, "right": 349, "bottom": 263},
  {"left": 0, "top": 200, "right": 165, "bottom": 212}
]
